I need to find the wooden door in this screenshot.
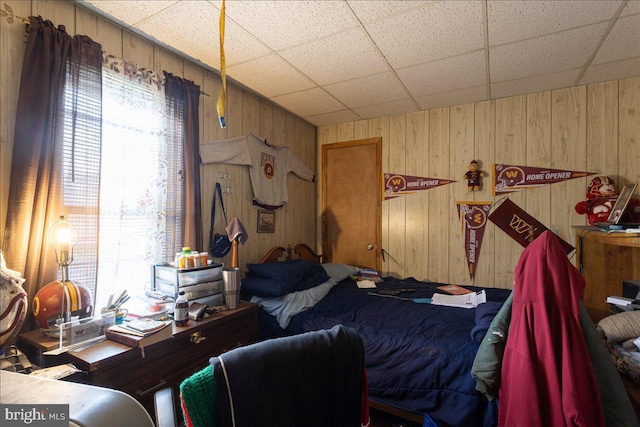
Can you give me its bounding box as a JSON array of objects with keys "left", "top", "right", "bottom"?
[{"left": 322, "top": 138, "right": 382, "bottom": 271}]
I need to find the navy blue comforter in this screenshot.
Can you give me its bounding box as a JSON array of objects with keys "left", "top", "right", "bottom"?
[{"left": 267, "top": 277, "right": 511, "bottom": 427}]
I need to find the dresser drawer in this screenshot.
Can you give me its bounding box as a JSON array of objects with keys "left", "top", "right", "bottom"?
[{"left": 71, "top": 302, "right": 258, "bottom": 414}]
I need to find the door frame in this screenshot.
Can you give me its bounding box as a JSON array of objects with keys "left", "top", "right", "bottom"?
[{"left": 321, "top": 137, "right": 382, "bottom": 271}]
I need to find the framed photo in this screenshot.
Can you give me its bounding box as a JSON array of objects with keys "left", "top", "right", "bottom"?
[{"left": 257, "top": 210, "right": 275, "bottom": 233}]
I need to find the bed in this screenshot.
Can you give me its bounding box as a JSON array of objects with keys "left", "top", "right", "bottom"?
[{"left": 241, "top": 244, "right": 512, "bottom": 427}]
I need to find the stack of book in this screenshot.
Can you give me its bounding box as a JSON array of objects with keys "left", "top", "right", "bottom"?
[
  {"left": 105, "top": 318, "right": 173, "bottom": 348},
  {"left": 350, "top": 268, "right": 383, "bottom": 283},
  {"left": 437, "top": 284, "right": 473, "bottom": 295}
]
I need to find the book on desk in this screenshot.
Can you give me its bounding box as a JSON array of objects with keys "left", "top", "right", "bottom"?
[{"left": 105, "top": 320, "right": 172, "bottom": 348}]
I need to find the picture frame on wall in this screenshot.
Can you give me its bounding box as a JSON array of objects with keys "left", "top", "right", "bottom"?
[{"left": 257, "top": 210, "right": 275, "bottom": 233}]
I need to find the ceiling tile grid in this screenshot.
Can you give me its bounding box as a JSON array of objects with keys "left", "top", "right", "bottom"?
[
  {"left": 486, "top": 0, "right": 623, "bottom": 46},
  {"left": 363, "top": 0, "right": 485, "bottom": 69},
  {"left": 325, "top": 71, "right": 410, "bottom": 109},
  {"left": 416, "top": 84, "right": 488, "bottom": 111},
  {"left": 490, "top": 68, "right": 581, "bottom": 100},
  {"left": 223, "top": 0, "right": 359, "bottom": 51},
  {"left": 76, "top": 0, "right": 640, "bottom": 127},
  {"left": 227, "top": 53, "right": 316, "bottom": 98},
  {"left": 278, "top": 27, "right": 391, "bottom": 86},
  {"left": 592, "top": 13, "right": 640, "bottom": 65},
  {"left": 489, "top": 22, "right": 610, "bottom": 83},
  {"left": 397, "top": 50, "right": 487, "bottom": 98},
  {"left": 271, "top": 87, "right": 346, "bottom": 118}
]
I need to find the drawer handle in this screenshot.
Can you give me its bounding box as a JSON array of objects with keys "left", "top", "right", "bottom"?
[
  {"left": 190, "top": 331, "right": 206, "bottom": 344},
  {"left": 136, "top": 378, "right": 167, "bottom": 398}
]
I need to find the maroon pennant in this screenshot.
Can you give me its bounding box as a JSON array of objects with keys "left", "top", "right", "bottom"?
[
  {"left": 456, "top": 201, "right": 492, "bottom": 279},
  {"left": 488, "top": 198, "right": 574, "bottom": 254},
  {"left": 384, "top": 173, "right": 455, "bottom": 200},
  {"left": 492, "top": 164, "right": 595, "bottom": 195}
]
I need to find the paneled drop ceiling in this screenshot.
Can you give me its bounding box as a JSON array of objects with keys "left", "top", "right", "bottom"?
[{"left": 74, "top": 0, "right": 640, "bottom": 127}]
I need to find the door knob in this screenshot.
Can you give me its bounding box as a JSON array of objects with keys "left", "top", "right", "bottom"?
[{"left": 367, "top": 244, "right": 376, "bottom": 250}]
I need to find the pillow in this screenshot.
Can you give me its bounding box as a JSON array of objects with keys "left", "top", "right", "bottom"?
[
  {"left": 243, "top": 260, "right": 330, "bottom": 297},
  {"left": 251, "top": 278, "right": 337, "bottom": 329},
  {"left": 241, "top": 276, "right": 285, "bottom": 298},
  {"left": 321, "top": 263, "right": 358, "bottom": 282}
]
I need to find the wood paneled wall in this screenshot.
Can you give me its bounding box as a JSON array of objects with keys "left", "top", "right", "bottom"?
[
  {"left": 0, "top": 0, "right": 317, "bottom": 270},
  {"left": 3, "top": 2, "right": 638, "bottom": 288},
  {"left": 318, "top": 77, "right": 640, "bottom": 289}
]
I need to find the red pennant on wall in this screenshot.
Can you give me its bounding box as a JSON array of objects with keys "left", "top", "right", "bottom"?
[
  {"left": 492, "top": 164, "right": 595, "bottom": 195},
  {"left": 456, "top": 202, "right": 492, "bottom": 279},
  {"left": 384, "top": 173, "right": 455, "bottom": 200},
  {"left": 488, "top": 198, "right": 574, "bottom": 254}
]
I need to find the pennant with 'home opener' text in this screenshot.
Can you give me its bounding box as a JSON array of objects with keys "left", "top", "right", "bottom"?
[
  {"left": 456, "top": 201, "right": 492, "bottom": 279},
  {"left": 492, "top": 164, "right": 595, "bottom": 195},
  {"left": 488, "top": 198, "right": 574, "bottom": 254},
  {"left": 384, "top": 173, "right": 455, "bottom": 200}
]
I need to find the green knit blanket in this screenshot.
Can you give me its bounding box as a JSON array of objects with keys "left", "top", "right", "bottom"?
[{"left": 179, "top": 365, "right": 219, "bottom": 427}]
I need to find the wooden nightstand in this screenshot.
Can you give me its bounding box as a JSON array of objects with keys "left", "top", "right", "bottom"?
[
  {"left": 573, "top": 226, "right": 640, "bottom": 323},
  {"left": 19, "top": 301, "right": 258, "bottom": 415}
]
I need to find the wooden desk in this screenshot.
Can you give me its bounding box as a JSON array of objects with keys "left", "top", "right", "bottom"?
[
  {"left": 573, "top": 226, "right": 640, "bottom": 322},
  {"left": 19, "top": 301, "right": 258, "bottom": 415}
]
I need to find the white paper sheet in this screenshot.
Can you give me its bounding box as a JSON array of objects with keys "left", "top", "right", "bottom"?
[{"left": 430, "top": 290, "right": 486, "bottom": 309}]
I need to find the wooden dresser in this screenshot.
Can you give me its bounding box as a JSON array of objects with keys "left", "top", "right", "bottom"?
[
  {"left": 573, "top": 226, "right": 640, "bottom": 323},
  {"left": 18, "top": 301, "right": 258, "bottom": 415}
]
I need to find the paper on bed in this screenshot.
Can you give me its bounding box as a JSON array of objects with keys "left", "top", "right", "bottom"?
[
  {"left": 431, "top": 290, "right": 486, "bottom": 309},
  {"left": 356, "top": 280, "right": 376, "bottom": 289}
]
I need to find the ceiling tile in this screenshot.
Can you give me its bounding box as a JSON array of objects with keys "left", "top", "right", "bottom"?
[
  {"left": 491, "top": 68, "right": 579, "bottom": 99},
  {"left": 133, "top": 1, "right": 218, "bottom": 64},
  {"left": 73, "top": 0, "right": 640, "bottom": 127},
  {"left": 280, "top": 27, "right": 390, "bottom": 86},
  {"left": 352, "top": 98, "right": 418, "bottom": 120},
  {"left": 227, "top": 54, "right": 316, "bottom": 98},
  {"left": 581, "top": 57, "right": 640, "bottom": 85},
  {"left": 80, "top": 0, "right": 180, "bottom": 27},
  {"left": 487, "top": 0, "right": 621, "bottom": 46},
  {"left": 132, "top": 1, "right": 271, "bottom": 69},
  {"left": 398, "top": 50, "right": 486, "bottom": 98},
  {"left": 620, "top": 0, "right": 640, "bottom": 17},
  {"left": 346, "top": 1, "right": 428, "bottom": 23},
  {"left": 271, "top": 88, "right": 345, "bottom": 117},
  {"left": 303, "top": 109, "right": 362, "bottom": 127},
  {"left": 592, "top": 14, "right": 640, "bottom": 65},
  {"left": 224, "top": 0, "right": 358, "bottom": 51},
  {"left": 490, "top": 23, "right": 608, "bottom": 82},
  {"left": 364, "top": 0, "right": 484, "bottom": 69},
  {"left": 325, "top": 72, "right": 409, "bottom": 108},
  {"left": 415, "top": 85, "right": 488, "bottom": 111}
]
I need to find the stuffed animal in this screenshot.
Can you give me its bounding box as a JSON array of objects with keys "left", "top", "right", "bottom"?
[
  {"left": 574, "top": 176, "right": 639, "bottom": 225},
  {"left": 464, "top": 160, "right": 486, "bottom": 192}
]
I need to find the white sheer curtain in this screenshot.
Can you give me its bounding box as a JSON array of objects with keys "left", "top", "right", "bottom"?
[{"left": 96, "top": 54, "right": 184, "bottom": 309}]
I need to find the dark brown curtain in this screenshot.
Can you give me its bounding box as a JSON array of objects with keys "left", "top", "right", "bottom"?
[
  {"left": 2, "top": 16, "right": 103, "bottom": 331},
  {"left": 164, "top": 72, "right": 203, "bottom": 252}
]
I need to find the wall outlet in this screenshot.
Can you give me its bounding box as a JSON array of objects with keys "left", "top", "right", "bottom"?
[{"left": 216, "top": 171, "right": 230, "bottom": 180}]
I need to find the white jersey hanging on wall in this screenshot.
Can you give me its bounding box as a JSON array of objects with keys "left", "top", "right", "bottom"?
[{"left": 200, "top": 133, "right": 315, "bottom": 209}]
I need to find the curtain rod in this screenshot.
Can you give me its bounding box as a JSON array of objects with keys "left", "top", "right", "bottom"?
[{"left": 3, "top": 8, "right": 210, "bottom": 97}]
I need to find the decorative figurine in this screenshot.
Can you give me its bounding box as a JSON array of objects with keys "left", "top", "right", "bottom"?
[
  {"left": 574, "top": 175, "right": 639, "bottom": 226},
  {"left": 464, "top": 160, "right": 486, "bottom": 192}
]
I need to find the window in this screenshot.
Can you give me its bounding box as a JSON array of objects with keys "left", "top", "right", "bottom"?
[{"left": 62, "top": 57, "right": 185, "bottom": 311}]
